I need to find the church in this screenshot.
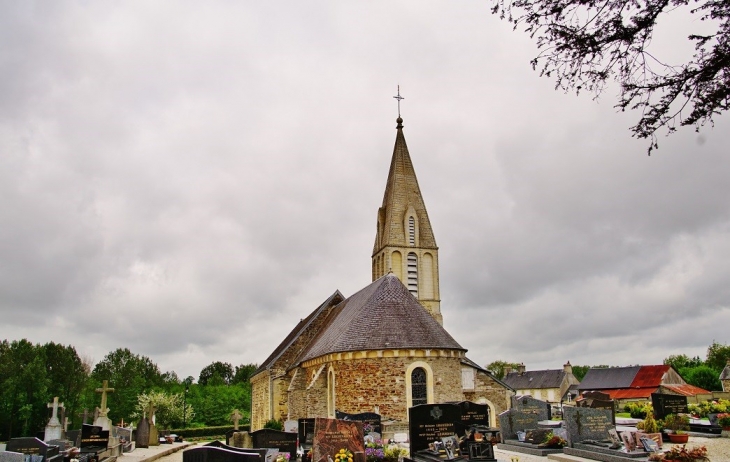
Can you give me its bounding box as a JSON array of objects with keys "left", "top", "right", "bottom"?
[{"left": 250, "top": 114, "right": 514, "bottom": 431}]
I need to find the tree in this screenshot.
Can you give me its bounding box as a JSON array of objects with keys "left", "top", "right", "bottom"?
[
  {"left": 91, "top": 348, "right": 163, "bottom": 422},
  {"left": 663, "top": 354, "right": 705, "bottom": 371},
  {"left": 485, "top": 360, "right": 522, "bottom": 379},
  {"left": 680, "top": 365, "right": 722, "bottom": 391},
  {"left": 233, "top": 364, "right": 258, "bottom": 385},
  {"left": 491, "top": 0, "right": 730, "bottom": 154},
  {"left": 706, "top": 341, "right": 730, "bottom": 372},
  {"left": 199, "top": 361, "right": 234, "bottom": 386},
  {"left": 135, "top": 390, "right": 193, "bottom": 429}
]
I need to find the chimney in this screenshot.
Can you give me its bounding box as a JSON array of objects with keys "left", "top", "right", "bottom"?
[
  {"left": 517, "top": 363, "right": 526, "bottom": 374},
  {"left": 564, "top": 361, "right": 573, "bottom": 374}
]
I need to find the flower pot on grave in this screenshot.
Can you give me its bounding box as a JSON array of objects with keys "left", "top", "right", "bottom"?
[{"left": 668, "top": 433, "right": 689, "bottom": 443}]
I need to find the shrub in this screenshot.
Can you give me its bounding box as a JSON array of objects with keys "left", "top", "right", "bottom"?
[
  {"left": 624, "top": 402, "right": 652, "bottom": 419},
  {"left": 264, "top": 419, "right": 284, "bottom": 430}
]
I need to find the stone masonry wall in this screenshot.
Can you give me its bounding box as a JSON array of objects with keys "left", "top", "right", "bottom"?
[
  {"left": 463, "top": 370, "right": 514, "bottom": 427},
  {"left": 250, "top": 372, "right": 270, "bottom": 431}
]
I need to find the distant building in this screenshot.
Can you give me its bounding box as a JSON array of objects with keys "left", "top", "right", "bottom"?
[
  {"left": 502, "top": 362, "right": 580, "bottom": 405},
  {"left": 249, "top": 115, "right": 514, "bottom": 431},
  {"left": 577, "top": 365, "right": 709, "bottom": 405},
  {"left": 720, "top": 359, "right": 730, "bottom": 392}
]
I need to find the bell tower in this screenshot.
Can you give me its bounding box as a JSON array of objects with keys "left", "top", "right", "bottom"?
[{"left": 372, "top": 112, "right": 442, "bottom": 325}]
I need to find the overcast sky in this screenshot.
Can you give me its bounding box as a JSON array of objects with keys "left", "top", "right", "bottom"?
[{"left": 2, "top": 1, "right": 728, "bottom": 382}]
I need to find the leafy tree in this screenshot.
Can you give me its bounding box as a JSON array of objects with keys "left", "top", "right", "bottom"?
[
  {"left": 664, "top": 354, "right": 705, "bottom": 371},
  {"left": 485, "top": 360, "right": 522, "bottom": 379},
  {"left": 161, "top": 371, "right": 181, "bottom": 386},
  {"left": 706, "top": 341, "right": 730, "bottom": 372},
  {"left": 680, "top": 365, "right": 722, "bottom": 391},
  {"left": 0, "top": 340, "right": 49, "bottom": 439},
  {"left": 234, "top": 363, "right": 258, "bottom": 385},
  {"left": 43, "top": 342, "right": 88, "bottom": 423},
  {"left": 491, "top": 0, "right": 730, "bottom": 154},
  {"left": 135, "top": 390, "right": 194, "bottom": 429},
  {"left": 187, "top": 383, "right": 250, "bottom": 426},
  {"left": 571, "top": 365, "right": 591, "bottom": 382},
  {"left": 90, "top": 348, "right": 163, "bottom": 422},
  {"left": 199, "top": 361, "right": 234, "bottom": 386}
]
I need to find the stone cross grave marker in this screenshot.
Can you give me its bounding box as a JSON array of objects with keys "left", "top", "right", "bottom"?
[
  {"left": 231, "top": 409, "right": 243, "bottom": 431},
  {"left": 44, "top": 397, "right": 63, "bottom": 442},
  {"left": 95, "top": 380, "right": 115, "bottom": 418},
  {"left": 78, "top": 409, "right": 90, "bottom": 425}
]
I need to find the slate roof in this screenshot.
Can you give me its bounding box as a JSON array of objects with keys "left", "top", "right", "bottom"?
[
  {"left": 578, "top": 366, "right": 641, "bottom": 390},
  {"left": 503, "top": 369, "right": 567, "bottom": 390},
  {"left": 296, "top": 273, "right": 464, "bottom": 364},
  {"left": 254, "top": 290, "right": 344, "bottom": 375}
]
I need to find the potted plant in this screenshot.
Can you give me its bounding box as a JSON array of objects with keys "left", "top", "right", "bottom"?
[
  {"left": 664, "top": 414, "right": 690, "bottom": 443},
  {"left": 661, "top": 444, "right": 709, "bottom": 462},
  {"left": 717, "top": 412, "right": 730, "bottom": 430}
]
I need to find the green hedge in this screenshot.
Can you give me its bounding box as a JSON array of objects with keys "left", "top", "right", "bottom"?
[{"left": 166, "top": 425, "right": 251, "bottom": 438}]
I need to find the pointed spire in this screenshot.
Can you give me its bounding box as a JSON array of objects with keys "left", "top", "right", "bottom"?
[{"left": 373, "top": 116, "right": 437, "bottom": 253}]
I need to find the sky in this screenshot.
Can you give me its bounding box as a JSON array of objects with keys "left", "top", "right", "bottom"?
[{"left": 1, "top": 1, "right": 728, "bottom": 382}]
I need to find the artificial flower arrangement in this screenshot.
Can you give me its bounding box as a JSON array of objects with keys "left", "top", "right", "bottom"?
[
  {"left": 539, "top": 432, "right": 566, "bottom": 448},
  {"left": 716, "top": 412, "right": 730, "bottom": 428},
  {"left": 660, "top": 444, "right": 709, "bottom": 462},
  {"left": 334, "top": 449, "right": 354, "bottom": 462}
]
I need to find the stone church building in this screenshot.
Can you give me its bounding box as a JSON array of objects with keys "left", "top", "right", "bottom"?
[{"left": 250, "top": 116, "right": 513, "bottom": 431}]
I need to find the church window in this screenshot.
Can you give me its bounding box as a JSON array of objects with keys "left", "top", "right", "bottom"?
[
  {"left": 407, "top": 252, "right": 418, "bottom": 296},
  {"left": 408, "top": 216, "right": 416, "bottom": 246},
  {"left": 411, "top": 367, "right": 427, "bottom": 406},
  {"left": 327, "top": 369, "right": 336, "bottom": 417}
]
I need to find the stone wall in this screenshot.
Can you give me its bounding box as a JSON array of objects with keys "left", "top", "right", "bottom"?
[
  {"left": 463, "top": 370, "right": 514, "bottom": 427},
  {"left": 250, "top": 371, "right": 270, "bottom": 431}
]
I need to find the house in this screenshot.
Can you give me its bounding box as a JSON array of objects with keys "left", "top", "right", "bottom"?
[
  {"left": 577, "top": 365, "right": 709, "bottom": 406},
  {"left": 502, "top": 362, "right": 580, "bottom": 405}
]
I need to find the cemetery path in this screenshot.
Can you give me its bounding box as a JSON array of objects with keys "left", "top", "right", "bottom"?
[{"left": 122, "top": 442, "right": 193, "bottom": 462}]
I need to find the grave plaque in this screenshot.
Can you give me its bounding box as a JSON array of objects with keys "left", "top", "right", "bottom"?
[
  {"left": 5, "top": 438, "right": 62, "bottom": 462},
  {"left": 524, "top": 428, "right": 552, "bottom": 445},
  {"left": 497, "top": 409, "right": 540, "bottom": 441},
  {"left": 251, "top": 429, "right": 297, "bottom": 457},
  {"left": 563, "top": 407, "right": 613, "bottom": 447},
  {"left": 312, "top": 418, "right": 365, "bottom": 462},
  {"left": 511, "top": 396, "right": 550, "bottom": 421},
  {"left": 455, "top": 401, "right": 490, "bottom": 431},
  {"left": 651, "top": 393, "right": 688, "bottom": 419},
  {"left": 335, "top": 411, "right": 382, "bottom": 435},
  {"left": 408, "top": 403, "right": 464, "bottom": 453}
]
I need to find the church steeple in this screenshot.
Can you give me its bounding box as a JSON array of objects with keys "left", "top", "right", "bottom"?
[{"left": 372, "top": 115, "right": 442, "bottom": 325}]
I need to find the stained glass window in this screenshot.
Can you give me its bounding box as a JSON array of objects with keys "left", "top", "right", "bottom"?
[{"left": 411, "top": 367, "right": 427, "bottom": 406}]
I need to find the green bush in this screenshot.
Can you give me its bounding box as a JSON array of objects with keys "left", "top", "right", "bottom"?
[
  {"left": 623, "top": 402, "right": 652, "bottom": 419},
  {"left": 688, "top": 399, "right": 729, "bottom": 417},
  {"left": 167, "top": 425, "right": 249, "bottom": 438},
  {"left": 264, "top": 419, "right": 283, "bottom": 430}
]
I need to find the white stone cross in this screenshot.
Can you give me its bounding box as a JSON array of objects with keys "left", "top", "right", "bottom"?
[
  {"left": 47, "top": 397, "right": 63, "bottom": 426},
  {"left": 95, "top": 380, "right": 115, "bottom": 417},
  {"left": 230, "top": 409, "right": 243, "bottom": 430},
  {"left": 63, "top": 417, "right": 70, "bottom": 432}
]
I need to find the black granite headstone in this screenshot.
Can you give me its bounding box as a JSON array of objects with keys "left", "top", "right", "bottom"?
[
  {"left": 6, "top": 437, "right": 62, "bottom": 462},
  {"left": 79, "top": 424, "right": 109, "bottom": 453},
  {"left": 183, "top": 447, "right": 264, "bottom": 462},
  {"left": 408, "top": 403, "right": 464, "bottom": 454},
  {"left": 251, "top": 429, "right": 298, "bottom": 456},
  {"left": 298, "top": 418, "right": 316, "bottom": 450},
  {"left": 651, "top": 393, "right": 688, "bottom": 419}
]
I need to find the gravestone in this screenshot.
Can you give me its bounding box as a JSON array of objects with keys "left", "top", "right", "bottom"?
[
  {"left": 511, "top": 396, "right": 551, "bottom": 421},
  {"left": 0, "top": 451, "right": 25, "bottom": 462},
  {"left": 563, "top": 407, "right": 613, "bottom": 446},
  {"left": 93, "top": 381, "right": 115, "bottom": 431},
  {"left": 44, "top": 397, "right": 64, "bottom": 442},
  {"left": 651, "top": 393, "right": 688, "bottom": 419},
  {"left": 231, "top": 432, "right": 252, "bottom": 449},
  {"left": 298, "top": 418, "right": 316, "bottom": 451},
  {"left": 66, "top": 430, "right": 81, "bottom": 447},
  {"left": 146, "top": 404, "right": 159, "bottom": 446},
  {"left": 283, "top": 420, "right": 298, "bottom": 434},
  {"left": 251, "top": 429, "right": 297, "bottom": 457},
  {"left": 498, "top": 409, "right": 540, "bottom": 441},
  {"left": 6, "top": 438, "right": 63, "bottom": 462},
  {"left": 183, "top": 446, "right": 264, "bottom": 462},
  {"left": 114, "top": 426, "right": 135, "bottom": 452},
  {"left": 79, "top": 424, "right": 109, "bottom": 453},
  {"left": 231, "top": 410, "right": 243, "bottom": 431},
  {"left": 335, "top": 411, "right": 382, "bottom": 435},
  {"left": 409, "top": 403, "right": 465, "bottom": 453},
  {"left": 311, "top": 418, "right": 365, "bottom": 462},
  {"left": 136, "top": 417, "right": 150, "bottom": 449}
]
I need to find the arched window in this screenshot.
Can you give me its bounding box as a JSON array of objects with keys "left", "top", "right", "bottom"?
[
  {"left": 411, "top": 367, "right": 427, "bottom": 406},
  {"left": 408, "top": 216, "right": 416, "bottom": 246},
  {"left": 407, "top": 252, "right": 418, "bottom": 296},
  {"left": 327, "top": 369, "right": 335, "bottom": 417}
]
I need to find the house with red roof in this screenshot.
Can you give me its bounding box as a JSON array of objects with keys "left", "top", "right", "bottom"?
[{"left": 576, "top": 365, "right": 709, "bottom": 406}]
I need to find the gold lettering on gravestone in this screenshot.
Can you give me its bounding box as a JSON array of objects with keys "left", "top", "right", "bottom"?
[{"left": 584, "top": 415, "right": 610, "bottom": 433}]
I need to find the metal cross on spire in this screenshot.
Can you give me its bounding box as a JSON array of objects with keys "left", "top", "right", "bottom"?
[{"left": 393, "top": 85, "right": 404, "bottom": 117}]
